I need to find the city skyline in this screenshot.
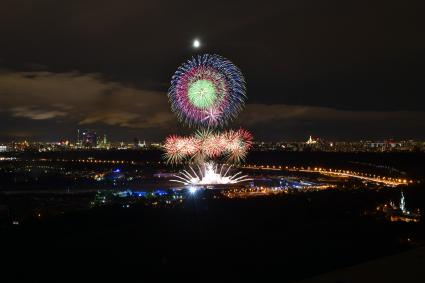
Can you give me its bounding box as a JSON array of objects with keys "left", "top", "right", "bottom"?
[
  {"left": 1, "top": 0, "right": 424, "bottom": 141},
  {"left": 2, "top": 129, "right": 425, "bottom": 144}
]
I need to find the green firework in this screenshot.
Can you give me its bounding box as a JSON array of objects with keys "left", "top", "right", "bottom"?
[{"left": 188, "top": 79, "right": 217, "bottom": 109}]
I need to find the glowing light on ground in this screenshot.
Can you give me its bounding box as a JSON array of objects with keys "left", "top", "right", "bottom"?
[
  {"left": 170, "top": 162, "right": 251, "bottom": 185},
  {"left": 188, "top": 187, "right": 198, "bottom": 194}
]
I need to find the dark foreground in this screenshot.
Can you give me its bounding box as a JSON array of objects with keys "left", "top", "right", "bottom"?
[
  {"left": 1, "top": 188, "right": 424, "bottom": 282},
  {"left": 299, "top": 246, "right": 425, "bottom": 283}
]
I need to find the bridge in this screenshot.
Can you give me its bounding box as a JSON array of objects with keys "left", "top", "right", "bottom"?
[{"left": 240, "top": 164, "right": 413, "bottom": 187}]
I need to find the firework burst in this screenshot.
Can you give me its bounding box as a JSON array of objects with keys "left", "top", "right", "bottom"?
[
  {"left": 168, "top": 54, "right": 246, "bottom": 127},
  {"left": 164, "top": 54, "right": 252, "bottom": 185},
  {"left": 163, "top": 129, "right": 253, "bottom": 164},
  {"left": 170, "top": 162, "right": 251, "bottom": 185}
]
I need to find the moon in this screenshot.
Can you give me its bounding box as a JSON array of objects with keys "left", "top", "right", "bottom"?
[{"left": 193, "top": 39, "right": 200, "bottom": 48}]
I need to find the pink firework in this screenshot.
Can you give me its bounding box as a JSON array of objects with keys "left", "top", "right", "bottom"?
[
  {"left": 163, "top": 129, "right": 253, "bottom": 163},
  {"left": 224, "top": 129, "right": 253, "bottom": 163},
  {"left": 201, "top": 133, "right": 226, "bottom": 158}
]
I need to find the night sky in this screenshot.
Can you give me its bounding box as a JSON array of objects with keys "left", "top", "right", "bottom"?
[{"left": 1, "top": 0, "right": 424, "bottom": 141}]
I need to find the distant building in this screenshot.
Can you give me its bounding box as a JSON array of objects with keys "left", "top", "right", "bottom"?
[
  {"left": 306, "top": 135, "right": 318, "bottom": 145},
  {"left": 378, "top": 191, "right": 422, "bottom": 223},
  {"left": 134, "top": 138, "right": 146, "bottom": 149},
  {"left": 0, "top": 145, "right": 7, "bottom": 152},
  {"left": 400, "top": 190, "right": 406, "bottom": 213},
  {"left": 97, "top": 134, "right": 110, "bottom": 149},
  {"left": 78, "top": 129, "right": 97, "bottom": 148}
]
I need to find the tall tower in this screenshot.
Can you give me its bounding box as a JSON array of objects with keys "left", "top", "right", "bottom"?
[
  {"left": 400, "top": 190, "right": 406, "bottom": 213},
  {"left": 77, "top": 129, "right": 80, "bottom": 147}
]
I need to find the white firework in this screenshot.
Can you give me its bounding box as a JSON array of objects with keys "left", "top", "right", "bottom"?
[{"left": 170, "top": 162, "right": 251, "bottom": 185}]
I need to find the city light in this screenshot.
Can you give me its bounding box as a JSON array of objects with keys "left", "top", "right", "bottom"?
[{"left": 241, "top": 164, "right": 411, "bottom": 186}]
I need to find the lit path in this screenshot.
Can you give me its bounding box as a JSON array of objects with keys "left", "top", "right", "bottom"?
[
  {"left": 240, "top": 165, "right": 413, "bottom": 186},
  {"left": 0, "top": 157, "right": 139, "bottom": 165},
  {"left": 0, "top": 157, "right": 414, "bottom": 186}
]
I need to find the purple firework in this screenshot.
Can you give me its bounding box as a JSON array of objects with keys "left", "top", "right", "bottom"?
[{"left": 168, "top": 54, "right": 246, "bottom": 127}]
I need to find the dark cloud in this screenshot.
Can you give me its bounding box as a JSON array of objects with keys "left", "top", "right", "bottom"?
[
  {"left": 0, "top": 0, "right": 424, "bottom": 140},
  {"left": 0, "top": 70, "right": 423, "bottom": 142},
  {"left": 11, "top": 106, "right": 67, "bottom": 120},
  {"left": 236, "top": 104, "right": 425, "bottom": 141},
  {"left": 0, "top": 71, "right": 176, "bottom": 139}
]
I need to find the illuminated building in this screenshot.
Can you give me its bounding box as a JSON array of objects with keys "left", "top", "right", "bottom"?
[
  {"left": 306, "top": 135, "right": 317, "bottom": 145},
  {"left": 77, "top": 129, "right": 97, "bottom": 148},
  {"left": 97, "top": 134, "right": 110, "bottom": 149},
  {"left": 377, "top": 191, "right": 421, "bottom": 223},
  {"left": 400, "top": 190, "right": 406, "bottom": 213}
]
